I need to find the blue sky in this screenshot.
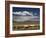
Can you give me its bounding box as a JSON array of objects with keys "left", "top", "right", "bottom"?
[{"left": 13, "top": 7, "right": 40, "bottom": 16}]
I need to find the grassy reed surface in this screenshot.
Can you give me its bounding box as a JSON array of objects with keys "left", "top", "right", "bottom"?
[{"left": 13, "top": 21, "right": 40, "bottom": 30}]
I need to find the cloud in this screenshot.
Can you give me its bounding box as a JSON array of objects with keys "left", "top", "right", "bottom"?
[
  {"left": 13, "top": 11, "right": 33, "bottom": 16},
  {"left": 13, "top": 11, "right": 21, "bottom": 15}
]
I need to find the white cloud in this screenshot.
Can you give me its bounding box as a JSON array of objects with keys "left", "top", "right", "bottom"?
[
  {"left": 13, "top": 11, "right": 33, "bottom": 16},
  {"left": 13, "top": 11, "right": 21, "bottom": 14},
  {"left": 34, "top": 12, "right": 38, "bottom": 15},
  {"left": 22, "top": 11, "right": 29, "bottom": 14}
]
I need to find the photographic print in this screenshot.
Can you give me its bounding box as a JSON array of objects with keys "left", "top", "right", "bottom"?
[
  {"left": 5, "top": 1, "right": 45, "bottom": 37},
  {"left": 13, "top": 7, "right": 40, "bottom": 30}
]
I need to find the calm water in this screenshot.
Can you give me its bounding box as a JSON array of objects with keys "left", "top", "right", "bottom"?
[{"left": 13, "top": 16, "right": 40, "bottom": 22}]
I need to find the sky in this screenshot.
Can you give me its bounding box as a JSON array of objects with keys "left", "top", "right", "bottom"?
[{"left": 13, "top": 7, "right": 40, "bottom": 16}]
